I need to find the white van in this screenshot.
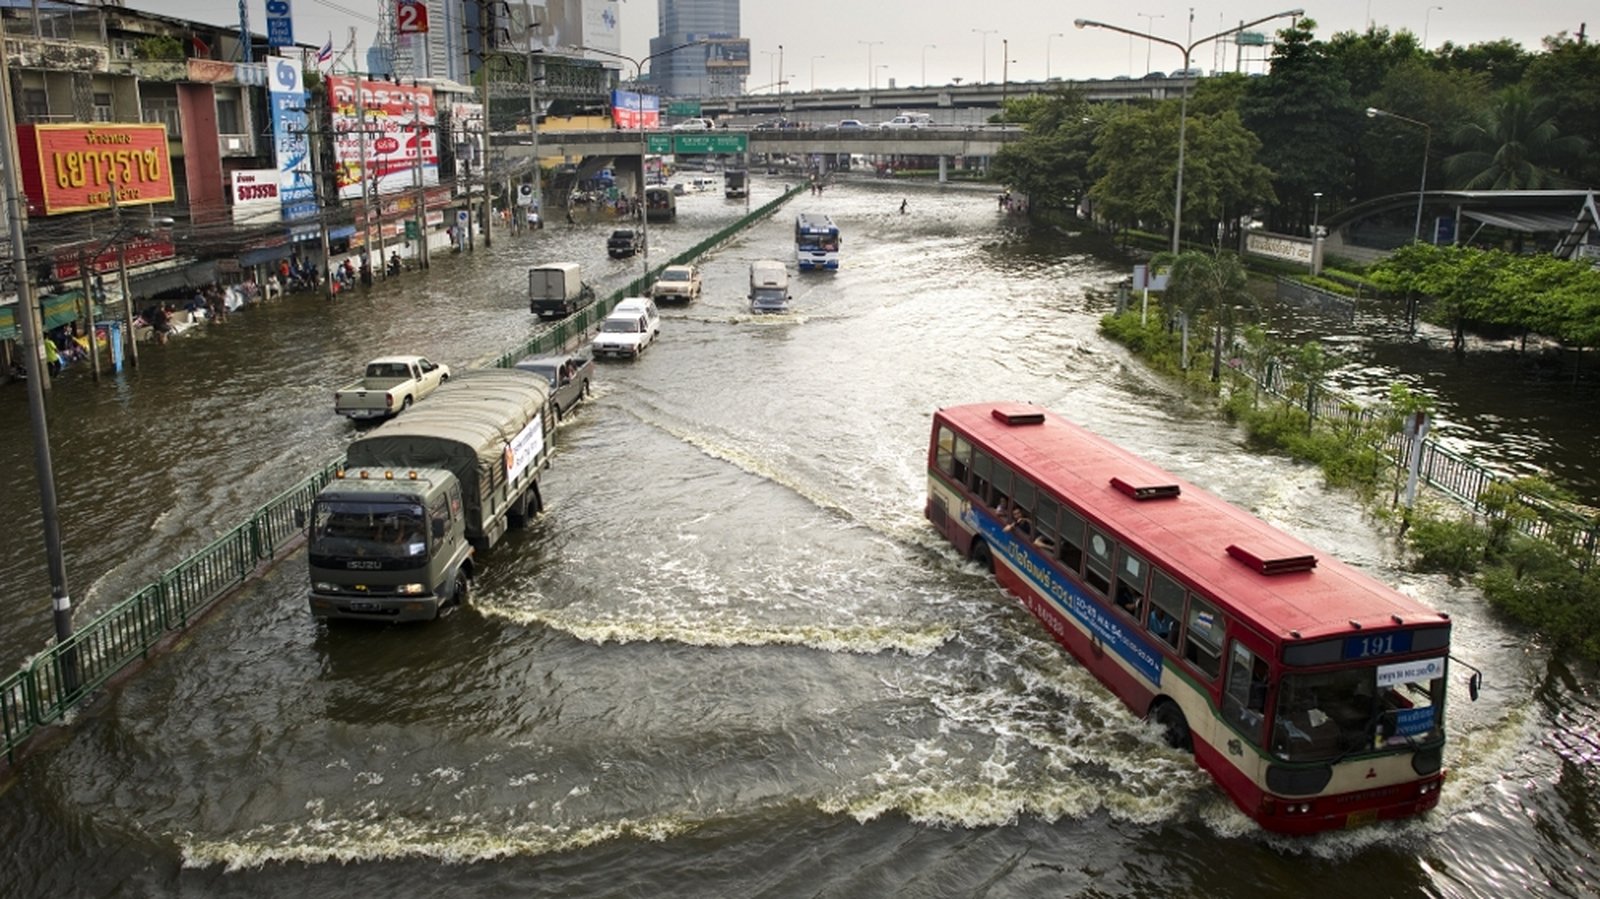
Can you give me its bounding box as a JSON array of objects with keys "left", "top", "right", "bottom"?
[
  {"left": 613, "top": 296, "right": 660, "bottom": 338},
  {"left": 748, "top": 260, "right": 790, "bottom": 313},
  {"left": 592, "top": 310, "right": 653, "bottom": 359}
]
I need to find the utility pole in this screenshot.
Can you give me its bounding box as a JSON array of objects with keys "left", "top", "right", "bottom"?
[
  {"left": 110, "top": 179, "right": 136, "bottom": 368},
  {"left": 475, "top": 0, "right": 492, "bottom": 249},
  {"left": 0, "top": 24, "right": 77, "bottom": 689},
  {"left": 411, "top": 85, "right": 429, "bottom": 269}
]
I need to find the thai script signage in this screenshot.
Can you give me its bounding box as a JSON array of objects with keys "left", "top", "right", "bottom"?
[
  {"left": 1243, "top": 231, "right": 1312, "bottom": 265},
  {"left": 15, "top": 124, "right": 175, "bottom": 216},
  {"left": 265, "top": 0, "right": 294, "bottom": 47},
  {"left": 267, "top": 56, "right": 317, "bottom": 222},
  {"left": 327, "top": 75, "right": 439, "bottom": 201},
  {"left": 231, "top": 169, "right": 282, "bottom": 223},
  {"left": 611, "top": 90, "right": 659, "bottom": 130},
  {"left": 52, "top": 235, "right": 177, "bottom": 281}
]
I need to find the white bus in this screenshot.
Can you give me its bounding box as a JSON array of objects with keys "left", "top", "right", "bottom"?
[{"left": 795, "top": 214, "right": 840, "bottom": 271}]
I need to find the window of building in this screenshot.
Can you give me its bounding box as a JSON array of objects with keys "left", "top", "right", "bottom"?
[
  {"left": 93, "top": 92, "right": 113, "bottom": 122},
  {"left": 142, "top": 97, "right": 181, "bottom": 137},
  {"left": 21, "top": 89, "right": 48, "bottom": 121},
  {"left": 216, "top": 96, "right": 241, "bottom": 135}
]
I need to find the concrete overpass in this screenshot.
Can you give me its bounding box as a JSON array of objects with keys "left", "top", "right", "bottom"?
[{"left": 494, "top": 125, "right": 1024, "bottom": 162}]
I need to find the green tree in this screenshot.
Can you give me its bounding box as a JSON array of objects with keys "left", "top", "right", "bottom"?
[
  {"left": 1163, "top": 250, "right": 1256, "bottom": 382},
  {"left": 1433, "top": 38, "right": 1530, "bottom": 90},
  {"left": 1322, "top": 26, "right": 1423, "bottom": 100},
  {"left": 1444, "top": 84, "right": 1589, "bottom": 189},
  {"left": 1239, "top": 18, "right": 1361, "bottom": 233},
  {"left": 990, "top": 90, "right": 1099, "bottom": 214},
  {"left": 1523, "top": 34, "right": 1600, "bottom": 186}
]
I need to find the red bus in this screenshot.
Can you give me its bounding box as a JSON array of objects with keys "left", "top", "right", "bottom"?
[{"left": 925, "top": 403, "right": 1476, "bottom": 834}]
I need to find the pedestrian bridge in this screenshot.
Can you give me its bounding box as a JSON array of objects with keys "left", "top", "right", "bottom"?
[{"left": 493, "top": 125, "right": 1024, "bottom": 163}]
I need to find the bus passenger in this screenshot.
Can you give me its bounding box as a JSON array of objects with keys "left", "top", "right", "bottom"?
[
  {"left": 1148, "top": 607, "right": 1177, "bottom": 645},
  {"left": 1003, "top": 507, "right": 1033, "bottom": 541}
]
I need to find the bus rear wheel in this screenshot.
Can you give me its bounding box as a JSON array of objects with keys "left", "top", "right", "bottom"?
[
  {"left": 1150, "top": 700, "right": 1192, "bottom": 753},
  {"left": 970, "top": 540, "right": 993, "bottom": 574}
]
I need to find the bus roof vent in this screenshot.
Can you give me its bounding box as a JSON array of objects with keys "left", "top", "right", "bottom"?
[
  {"left": 1227, "top": 543, "right": 1318, "bottom": 576},
  {"left": 1110, "top": 476, "right": 1181, "bottom": 500},
  {"left": 991, "top": 408, "right": 1045, "bottom": 426}
]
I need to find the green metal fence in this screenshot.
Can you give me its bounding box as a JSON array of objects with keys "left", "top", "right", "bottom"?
[{"left": 1, "top": 186, "right": 805, "bottom": 765}]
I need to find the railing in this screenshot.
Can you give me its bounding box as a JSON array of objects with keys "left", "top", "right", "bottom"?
[{"left": 1, "top": 185, "right": 805, "bottom": 765}]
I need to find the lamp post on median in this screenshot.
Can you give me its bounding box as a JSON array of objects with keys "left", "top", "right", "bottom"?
[
  {"left": 1075, "top": 7, "right": 1305, "bottom": 254},
  {"left": 1045, "top": 33, "right": 1063, "bottom": 81},
  {"left": 876, "top": 64, "right": 888, "bottom": 92},
  {"left": 858, "top": 40, "right": 883, "bottom": 90},
  {"left": 580, "top": 40, "right": 706, "bottom": 285},
  {"left": 922, "top": 44, "right": 936, "bottom": 85},
  {"left": 1422, "top": 5, "right": 1443, "bottom": 51},
  {"left": 811, "top": 55, "right": 825, "bottom": 91},
  {"left": 1311, "top": 191, "right": 1322, "bottom": 273},
  {"left": 971, "top": 28, "right": 996, "bottom": 82},
  {"left": 1366, "top": 106, "right": 1432, "bottom": 243}
]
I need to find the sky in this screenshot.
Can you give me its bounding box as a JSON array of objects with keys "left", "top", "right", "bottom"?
[{"left": 141, "top": 0, "right": 1595, "bottom": 91}]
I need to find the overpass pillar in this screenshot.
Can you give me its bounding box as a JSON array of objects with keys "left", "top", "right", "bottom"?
[{"left": 938, "top": 155, "right": 948, "bottom": 183}]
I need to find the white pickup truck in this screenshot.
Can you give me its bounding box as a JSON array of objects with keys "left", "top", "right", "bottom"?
[{"left": 333, "top": 355, "right": 451, "bottom": 420}]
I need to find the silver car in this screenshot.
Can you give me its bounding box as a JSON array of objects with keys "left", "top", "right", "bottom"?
[{"left": 514, "top": 348, "right": 594, "bottom": 419}]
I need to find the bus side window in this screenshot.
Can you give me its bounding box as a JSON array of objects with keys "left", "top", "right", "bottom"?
[
  {"left": 952, "top": 434, "right": 972, "bottom": 484},
  {"left": 1059, "top": 508, "right": 1086, "bottom": 573},
  {"left": 935, "top": 426, "right": 956, "bottom": 477},
  {"left": 1114, "top": 549, "right": 1147, "bottom": 618},
  {"left": 1034, "top": 494, "right": 1060, "bottom": 552},
  {"left": 970, "top": 450, "right": 993, "bottom": 499},
  {"left": 991, "top": 465, "right": 1014, "bottom": 510},
  {"left": 1184, "top": 594, "right": 1223, "bottom": 679},
  {"left": 1083, "top": 527, "right": 1113, "bottom": 596},
  {"left": 1146, "top": 568, "right": 1185, "bottom": 649},
  {"left": 1223, "top": 642, "right": 1270, "bottom": 744}
]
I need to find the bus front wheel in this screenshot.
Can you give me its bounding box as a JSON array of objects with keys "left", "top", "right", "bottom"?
[{"left": 1150, "top": 700, "right": 1192, "bottom": 753}]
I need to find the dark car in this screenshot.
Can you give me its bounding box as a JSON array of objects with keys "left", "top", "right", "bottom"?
[
  {"left": 513, "top": 348, "right": 594, "bottom": 419},
  {"left": 607, "top": 229, "right": 641, "bottom": 259}
]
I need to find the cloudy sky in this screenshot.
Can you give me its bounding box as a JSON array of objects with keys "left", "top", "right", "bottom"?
[{"left": 144, "top": 0, "right": 1594, "bottom": 89}]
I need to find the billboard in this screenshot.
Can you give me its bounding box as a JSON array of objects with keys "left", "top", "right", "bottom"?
[
  {"left": 327, "top": 76, "right": 440, "bottom": 200},
  {"left": 231, "top": 169, "right": 282, "bottom": 223},
  {"left": 526, "top": 0, "right": 619, "bottom": 57},
  {"left": 265, "top": 0, "right": 294, "bottom": 47},
  {"left": 703, "top": 37, "right": 750, "bottom": 73},
  {"left": 14, "top": 123, "right": 176, "bottom": 216},
  {"left": 397, "top": 0, "right": 429, "bottom": 34},
  {"left": 267, "top": 55, "right": 317, "bottom": 221},
  {"left": 611, "top": 90, "right": 660, "bottom": 130}
]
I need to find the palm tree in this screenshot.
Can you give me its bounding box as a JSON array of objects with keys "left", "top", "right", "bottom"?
[
  {"left": 1164, "top": 250, "right": 1256, "bottom": 382},
  {"left": 1445, "top": 85, "right": 1589, "bottom": 190}
]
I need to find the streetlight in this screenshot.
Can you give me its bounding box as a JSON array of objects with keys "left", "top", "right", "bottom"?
[
  {"left": 875, "top": 64, "right": 889, "bottom": 91},
  {"left": 579, "top": 40, "right": 706, "bottom": 284},
  {"left": 1310, "top": 191, "right": 1323, "bottom": 273},
  {"left": 1422, "top": 5, "right": 1443, "bottom": 51},
  {"left": 1367, "top": 106, "right": 1432, "bottom": 243},
  {"left": 811, "top": 55, "right": 825, "bottom": 91},
  {"left": 858, "top": 40, "right": 883, "bottom": 90},
  {"left": 1045, "top": 33, "right": 1063, "bottom": 81},
  {"left": 1075, "top": 8, "right": 1305, "bottom": 254},
  {"left": 971, "top": 28, "right": 997, "bottom": 82},
  {"left": 760, "top": 48, "right": 777, "bottom": 94},
  {"left": 1136, "top": 13, "right": 1164, "bottom": 74},
  {"left": 922, "top": 43, "right": 937, "bottom": 85}
]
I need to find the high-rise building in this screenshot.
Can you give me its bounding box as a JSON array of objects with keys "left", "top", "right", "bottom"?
[{"left": 651, "top": 0, "right": 747, "bottom": 98}]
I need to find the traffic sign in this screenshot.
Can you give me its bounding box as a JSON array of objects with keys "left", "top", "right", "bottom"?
[
  {"left": 647, "top": 134, "right": 673, "bottom": 154},
  {"left": 667, "top": 101, "right": 702, "bottom": 117},
  {"left": 672, "top": 134, "right": 748, "bottom": 155}
]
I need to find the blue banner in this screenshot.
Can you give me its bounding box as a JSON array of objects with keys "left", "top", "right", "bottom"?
[
  {"left": 969, "top": 507, "right": 1165, "bottom": 685},
  {"left": 265, "top": 0, "right": 294, "bottom": 48},
  {"left": 267, "top": 56, "right": 316, "bottom": 222}
]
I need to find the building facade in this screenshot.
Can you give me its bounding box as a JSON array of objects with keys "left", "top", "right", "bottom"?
[{"left": 650, "top": 0, "right": 746, "bottom": 98}]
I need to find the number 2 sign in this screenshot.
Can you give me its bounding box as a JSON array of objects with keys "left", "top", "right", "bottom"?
[{"left": 396, "top": 0, "right": 429, "bottom": 34}]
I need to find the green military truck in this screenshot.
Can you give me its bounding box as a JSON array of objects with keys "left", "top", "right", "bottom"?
[{"left": 301, "top": 368, "right": 555, "bottom": 622}]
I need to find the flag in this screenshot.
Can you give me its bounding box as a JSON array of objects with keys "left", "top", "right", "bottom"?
[
  {"left": 190, "top": 34, "right": 210, "bottom": 56},
  {"left": 316, "top": 36, "right": 334, "bottom": 71}
]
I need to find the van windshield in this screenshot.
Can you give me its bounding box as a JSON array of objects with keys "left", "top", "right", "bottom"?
[{"left": 601, "top": 318, "right": 640, "bottom": 333}]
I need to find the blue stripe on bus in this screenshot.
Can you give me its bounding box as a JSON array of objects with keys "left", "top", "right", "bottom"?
[{"left": 968, "top": 506, "right": 1165, "bottom": 686}]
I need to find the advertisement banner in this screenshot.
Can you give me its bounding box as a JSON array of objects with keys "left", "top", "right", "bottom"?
[
  {"left": 702, "top": 38, "right": 751, "bottom": 73},
  {"left": 328, "top": 75, "right": 439, "bottom": 200},
  {"left": 15, "top": 124, "right": 175, "bottom": 215},
  {"left": 581, "top": 0, "right": 620, "bottom": 55},
  {"left": 267, "top": 55, "right": 316, "bottom": 222},
  {"left": 1243, "top": 231, "right": 1312, "bottom": 265},
  {"left": 450, "top": 101, "right": 484, "bottom": 170},
  {"left": 231, "top": 169, "right": 282, "bottom": 223},
  {"left": 52, "top": 235, "right": 176, "bottom": 281},
  {"left": 265, "top": 0, "right": 294, "bottom": 47},
  {"left": 610, "top": 90, "right": 659, "bottom": 130}
]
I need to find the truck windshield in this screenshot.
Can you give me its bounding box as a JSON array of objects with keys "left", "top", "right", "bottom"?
[{"left": 310, "top": 500, "right": 429, "bottom": 563}]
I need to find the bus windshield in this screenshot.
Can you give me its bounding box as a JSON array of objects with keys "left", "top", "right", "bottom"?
[{"left": 1270, "top": 664, "right": 1445, "bottom": 762}]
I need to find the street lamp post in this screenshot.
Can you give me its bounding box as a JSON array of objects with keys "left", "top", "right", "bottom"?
[
  {"left": 1045, "top": 33, "right": 1063, "bottom": 80},
  {"left": 581, "top": 40, "right": 706, "bottom": 284},
  {"left": 1422, "top": 5, "right": 1443, "bottom": 51},
  {"left": 971, "top": 28, "right": 996, "bottom": 82},
  {"left": 761, "top": 49, "right": 777, "bottom": 94},
  {"left": 922, "top": 44, "right": 936, "bottom": 85},
  {"left": 1001, "top": 38, "right": 1012, "bottom": 108},
  {"left": 875, "top": 64, "right": 888, "bottom": 91},
  {"left": 1310, "top": 190, "right": 1322, "bottom": 273},
  {"left": 1137, "top": 12, "right": 1165, "bottom": 74},
  {"left": 1075, "top": 8, "right": 1305, "bottom": 254},
  {"left": 858, "top": 40, "right": 883, "bottom": 90},
  {"left": 811, "top": 55, "right": 825, "bottom": 91},
  {"left": 1366, "top": 106, "right": 1432, "bottom": 243}
]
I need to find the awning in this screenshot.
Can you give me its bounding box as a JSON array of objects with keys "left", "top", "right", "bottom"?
[
  {"left": 329, "top": 225, "right": 356, "bottom": 240},
  {"left": 1458, "top": 209, "right": 1579, "bottom": 233}
]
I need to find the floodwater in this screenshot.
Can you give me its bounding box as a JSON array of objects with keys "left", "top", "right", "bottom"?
[{"left": 0, "top": 176, "right": 1595, "bottom": 897}]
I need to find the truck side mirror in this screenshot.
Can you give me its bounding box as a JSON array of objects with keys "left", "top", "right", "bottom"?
[
  {"left": 432, "top": 518, "right": 446, "bottom": 539},
  {"left": 293, "top": 509, "right": 306, "bottom": 529}
]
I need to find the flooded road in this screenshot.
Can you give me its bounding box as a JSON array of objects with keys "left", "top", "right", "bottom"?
[{"left": 1, "top": 176, "right": 1596, "bottom": 897}]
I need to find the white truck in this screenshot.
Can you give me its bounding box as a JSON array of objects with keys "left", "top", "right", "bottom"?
[
  {"left": 749, "top": 260, "right": 791, "bottom": 313},
  {"left": 333, "top": 355, "right": 451, "bottom": 420},
  {"left": 528, "top": 262, "right": 597, "bottom": 320},
  {"left": 650, "top": 264, "right": 703, "bottom": 303}
]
